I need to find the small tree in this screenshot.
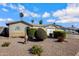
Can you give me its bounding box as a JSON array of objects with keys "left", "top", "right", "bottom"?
[
  {"left": 20, "top": 12, "right": 24, "bottom": 17},
  {"left": 39, "top": 20, "right": 43, "bottom": 24},
  {"left": 31, "top": 45, "right": 43, "bottom": 56},
  {"left": 31, "top": 19, "right": 34, "bottom": 24},
  {"left": 76, "top": 29, "right": 79, "bottom": 33},
  {"left": 19, "top": 12, "right": 24, "bottom": 21},
  {"left": 53, "top": 30, "right": 66, "bottom": 42}
]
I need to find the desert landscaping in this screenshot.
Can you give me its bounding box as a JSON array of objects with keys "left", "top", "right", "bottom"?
[
  {"left": 0, "top": 34, "right": 79, "bottom": 56},
  {"left": 0, "top": 3, "right": 79, "bottom": 56}
]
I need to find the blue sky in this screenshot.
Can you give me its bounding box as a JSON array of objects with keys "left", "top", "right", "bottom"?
[{"left": 0, "top": 3, "right": 79, "bottom": 28}]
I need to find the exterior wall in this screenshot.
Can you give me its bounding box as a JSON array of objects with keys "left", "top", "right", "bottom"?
[
  {"left": 8, "top": 23, "right": 62, "bottom": 37},
  {"left": 9, "top": 23, "right": 29, "bottom": 37},
  {"left": 45, "top": 26, "right": 56, "bottom": 36},
  {"left": 31, "top": 26, "right": 46, "bottom": 31}
]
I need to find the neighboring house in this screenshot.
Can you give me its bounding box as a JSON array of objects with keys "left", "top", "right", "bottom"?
[
  {"left": 6, "top": 21, "right": 33, "bottom": 37},
  {"left": 64, "top": 27, "right": 79, "bottom": 34},
  {"left": 44, "top": 24, "right": 65, "bottom": 36}
]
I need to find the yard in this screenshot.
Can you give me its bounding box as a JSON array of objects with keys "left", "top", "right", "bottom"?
[{"left": 0, "top": 34, "right": 79, "bottom": 56}]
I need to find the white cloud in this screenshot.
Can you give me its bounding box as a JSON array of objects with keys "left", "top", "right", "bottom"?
[
  {"left": 53, "top": 3, "right": 79, "bottom": 23},
  {"left": 47, "top": 19, "right": 55, "bottom": 22},
  {"left": 0, "top": 3, "right": 41, "bottom": 18},
  {"left": 30, "top": 12, "right": 40, "bottom": 17},
  {"left": 17, "top": 4, "right": 40, "bottom": 18},
  {"left": 0, "top": 18, "right": 5, "bottom": 22},
  {"left": 7, "top": 4, "right": 25, "bottom": 12},
  {"left": 0, "top": 18, "right": 13, "bottom": 22},
  {"left": 1, "top": 3, "right": 25, "bottom": 12},
  {"left": 20, "top": 9, "right": 40, "bottom": 18},
  {"left": 0, "top": 3, "right": 7, "bottom": 7},
  {"left": 18, "top": 4, "right": 25, "bottom": 12},
  {"left": 2, "top": 8, "right": 8, "bottom": 12},
  {"left": 55, "top": 16, "right": 79, "bottom": 23},
  {"left": 23, "top": 12, "right": 29, "bottom": 17},
  {"left": 42, "top": 12, "right": 50, "bottom": 18},
  {"left": 67, "top": 3, "right": 79, "bottom": 8},
  {"left": 9, "top": 4, "right": 17, "bottom": 10},
  {"left": 7, "top": 18, "right": 13, "bottom": 22}
]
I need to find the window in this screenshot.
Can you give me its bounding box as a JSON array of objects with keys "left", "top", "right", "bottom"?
[{"left": 15, "top": 26, "right": 20, "bottom": 30}]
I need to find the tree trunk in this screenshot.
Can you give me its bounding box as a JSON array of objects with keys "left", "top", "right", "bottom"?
[{"left": 24, "top": 34, "right": 28, "bottom": 44}]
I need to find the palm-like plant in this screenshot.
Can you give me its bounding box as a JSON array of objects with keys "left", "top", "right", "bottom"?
[
  {"left": 19, "top": 12, "right": 24, "bottom": 21},
  {"left": 39, "top": 20, "right": 43, "bottom": 25},
  {"left": 19, "top": 12, "right": 27, "bottom": 44},
  {"left": 20, "top": 12, "right": 24, "bottom": 17},
  {"left": 31, "top": 19, "right": 34, "bottom": 24}
]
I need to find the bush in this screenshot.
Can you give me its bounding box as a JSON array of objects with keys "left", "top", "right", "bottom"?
[
  {"left": 27, "top": 28, "right": 36, "bottom": 39},
  {"left": 31, "top": 45, "right": 43, "bottom": 56},
  {"left": 49, "top": 33, "right": 53, "bottom": 38},
  {"left": 1, "top": 42, "right": 10, "bottom": 47},
  {"left": 53, "top": 30, "right": 66, "bottom": 42},
  {"left": 53, "top": 30, "right": 66, "bottom": 38},
  {"left": 35, "top": 28, "right": 47, "bottom": 41}
]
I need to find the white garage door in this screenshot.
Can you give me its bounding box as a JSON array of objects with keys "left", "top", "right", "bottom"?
[{"left": 47, "top": 29, "right": 55, "bottom": 36}]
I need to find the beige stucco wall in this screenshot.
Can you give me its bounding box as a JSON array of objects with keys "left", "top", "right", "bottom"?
[
  {"left": 8, "top": 23, "right": 59, "bottom": 37},
  {"left": 9, "top": 23, "right": 29, "bottom": 37},
  {"left": 45, "top": 26, "right": 56, "bottom": 36}
]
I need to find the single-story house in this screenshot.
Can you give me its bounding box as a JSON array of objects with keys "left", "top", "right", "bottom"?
[
  {"left": 6, "top": 20, "right": 66, "bottom": 37},
  {"left": 6, "top": 21, "right": 33, "bottom": 37},
  {"left": 64, "top": 27, "right": 79, "bottom": 34}
]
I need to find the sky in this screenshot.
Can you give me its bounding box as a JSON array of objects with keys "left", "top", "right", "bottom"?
[{"left": 0, "top": 3, "right": 79, "bottom": 28}]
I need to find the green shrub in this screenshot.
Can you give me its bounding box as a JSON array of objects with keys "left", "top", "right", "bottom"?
[
  {"left": 53, "top": 30, "right": 66, "bottom": 42},
  {"left": 1, "top": 42, "right": 10, "bottom": 47},
  {"left": 31, "top": 45, "right": 43, "bottom": 56},
  {"left": 53, "top": 30, "right": 66, "bottom": 38},
  {"left": 35, "top": 28, "right": 47, "bottom": 41},
  {"left": 27, "top": 28, "right": 36, "bottom": 39},
  {"left": 26, "top": 27, "right": 30, "bottom": 35}
]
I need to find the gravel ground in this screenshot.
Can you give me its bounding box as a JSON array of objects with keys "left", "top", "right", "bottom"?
[{"left": 0, "top": 36, "right": 79, "bottom": 56}]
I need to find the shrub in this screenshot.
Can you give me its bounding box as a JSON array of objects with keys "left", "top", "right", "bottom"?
[
  {"left": 27, "top": 28, "right": 36, "bottom": 39},
  {"left": 35, "top": 28, "right": 47, "bottom": 41},
  {"left": 26, "top": 27, "right": 30, "bottom": 35},
  {"left": 53, "top": 30, "right": 66, "bottom": 42},
  {"left": 49, "top": 33, "right": 53, "bottom": 38},
  {"left": 31, "top": 45, "right": 43, "bottom": 56},
  {"left": 1, "top": 42, "right": 10, "bottom": 47}
]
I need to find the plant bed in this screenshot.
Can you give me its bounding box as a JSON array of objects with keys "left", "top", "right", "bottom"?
[
  {"left": 53, "top": 30, "right": 66, "bottom": 42},
  {"left": 27, "top": 28, "right": 36, "bottom": 40},
  {"left": 29, "top": 45, "right": 43, "bottom": 56},
  {"left": 35, "top": 28, "right": 47, "bottom": 41},
  {"left": 1, "top": 42, "right": 10, "bottom": 47}
]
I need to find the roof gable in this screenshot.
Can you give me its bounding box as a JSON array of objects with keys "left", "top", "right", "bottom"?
[{"left": 6, "top": 21, "right": 33, "bottom": 26}]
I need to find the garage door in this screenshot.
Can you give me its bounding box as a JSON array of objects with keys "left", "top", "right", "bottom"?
[{"left": 47, "top": 29, "right": 55, "bottom": 36}]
